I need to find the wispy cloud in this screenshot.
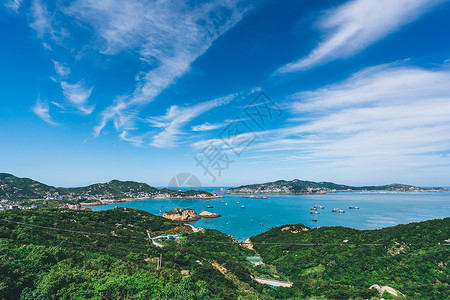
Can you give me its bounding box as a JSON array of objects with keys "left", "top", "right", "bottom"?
[
  {"left": 191, "top": 121, "right": 228, "bottom": 132},
  {"left": 276, "top": 0, "right": 447, "bottom": 73},
  {"left": 3, "top": 0, "right": 23, "bottom": 12},
  {"left": 60, "top": 81, "right": 95, "bottom": 115},
  {"left": 68, "top": 0, "right": 251, "bottom": 139},
  {"left": 32, "top": 97, "right": 58, "bottom": 125},
  {"left": 29, "top": 0, "right": 52, "bottom": 38},
  {"left": 255, "top": 64, "right": 450, "bottom": 172},
  {"left": 148, "top": 94, "right": 237, "bottom": 148},
  {"left": 52, "top": 60, "right": 70, "bottom": 77}
]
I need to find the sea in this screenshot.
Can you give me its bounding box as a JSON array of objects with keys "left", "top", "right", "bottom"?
[{"left": 88, "top": 188, "right": 450, "bottom": 242}]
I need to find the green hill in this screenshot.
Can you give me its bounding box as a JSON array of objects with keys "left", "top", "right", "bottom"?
[
  {"left": 0, "top": 208, "right": 265, "bottom": 299},
  {"left": 228, "top": 179, "right": 448, "bottom": 194},
  {"left": 0, "top": 173, "right": 60, "bottom": 200},
  {"left": 0, "top": 173, "right": 212, "bottom": 200},
  {"left": 250, "top": 219, "right": 450, "bottom": 299},
  {"left": 0, "top": 207, "right": 448, "bottom": 299}
]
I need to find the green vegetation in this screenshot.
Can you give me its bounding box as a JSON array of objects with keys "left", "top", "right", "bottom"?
[
  {"left": 0, "top": 173, "right": 212, "bottom": 200},
  {"left": 0, "top": 208, "right": 272, "bottom": 299},
  {"left": 251, "top": 219, "right": 450, "bottom": 299},
  {"left": 0, "top": 206, "right": 448, "bottom": 299},
  {"left": 228, "top": 179, "right": 448, "bottom": 194}
]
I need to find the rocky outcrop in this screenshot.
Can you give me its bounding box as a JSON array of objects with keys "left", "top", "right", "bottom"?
[
  {"left": 199, "top": 211, "right": 221, "bottom": 218},
  {"left": 163, "top": 208, "right": 200, "bottom": 222}
]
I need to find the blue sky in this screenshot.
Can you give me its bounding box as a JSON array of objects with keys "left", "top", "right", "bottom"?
[{"left": 1, "top": 0, "right": 450, "bottom": 188}]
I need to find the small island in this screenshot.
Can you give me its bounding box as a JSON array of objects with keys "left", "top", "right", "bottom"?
[
  {"left": 163, "top": 208, "right": 200, "bottom": 222},
  {"left": 199, "top": 211, "right": 221, "bottom": 218}
]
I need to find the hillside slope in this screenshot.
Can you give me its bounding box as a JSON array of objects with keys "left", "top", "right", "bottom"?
[
  {"left": 0, "top": 208, "right": 267, "bottom": 299},
  {"left": 251, "top": 218, "right": 450, "bottom": 299}
]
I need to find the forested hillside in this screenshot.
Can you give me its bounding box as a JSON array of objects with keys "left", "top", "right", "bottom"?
[{"left": 251, "top": 219, "right": 450, "bottom": 299}]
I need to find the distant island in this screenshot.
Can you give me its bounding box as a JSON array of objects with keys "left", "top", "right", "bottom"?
[
  {"left": 0, "top": 173, "right": 221, "bottom": 205},
  {"left": 227, "top": 179, "right": 449, "bottom": 195}
]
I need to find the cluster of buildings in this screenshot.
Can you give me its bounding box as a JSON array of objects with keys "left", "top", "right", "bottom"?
[
  {"left": 229, "top": 185, "right": 334, "bottom": 194},
  {"left": 58, "top": 203, "right": 91, "bottom": 211},
  {"left": 0, "top": 199, "right": 37, "bottom": 211}
]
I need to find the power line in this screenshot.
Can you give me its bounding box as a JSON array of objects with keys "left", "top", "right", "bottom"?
[
  {"left": 269, "top": 248, "right": 449, "bottom": 268},
  {"left": 1, "top": 217, "right": 449, "bottom": 247}
]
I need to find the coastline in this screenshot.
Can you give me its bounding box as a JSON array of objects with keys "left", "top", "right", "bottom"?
[
  {"left": 227, "top": 190, "right": 449, "bottom": 195},
  {"left": 81, "top": 194, "right": 224, "bottom": 207}
]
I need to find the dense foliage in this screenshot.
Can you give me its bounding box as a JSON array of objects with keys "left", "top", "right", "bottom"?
[
  {"left": 0, "top": 208, "right": 271, "bottom": 299},
  {"left": 251, "top": 219, "right": 450, "bottom": 299},
  {"left": 1, "top": 207, "right": 448, "bottom": 299}
]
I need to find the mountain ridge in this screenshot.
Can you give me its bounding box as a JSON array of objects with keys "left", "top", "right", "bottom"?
[{"left": 0, "top": 173, "right": 212, "bottom": 200}]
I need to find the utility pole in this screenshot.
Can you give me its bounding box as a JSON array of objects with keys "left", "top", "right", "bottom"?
[{"left": 157, "top": 254, "right": 162, "bottom": 270}]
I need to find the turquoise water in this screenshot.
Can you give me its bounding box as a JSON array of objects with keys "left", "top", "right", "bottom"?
[{"left": 89, "top": 192, "right": 450, "bottom": 241}]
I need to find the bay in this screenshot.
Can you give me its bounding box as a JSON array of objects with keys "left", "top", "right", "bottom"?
[{"left": 89, "top": 191, "right": 450, "bottom": 242}]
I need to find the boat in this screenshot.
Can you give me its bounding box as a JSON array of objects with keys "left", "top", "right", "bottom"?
[
  {"left": 310, "top": 207, "right": 317, "bottom": 211},
  {"left": 221, "top": 200, "right": 224, "bottom": 203},
  {"left": 236, "top": 201, "right": 240, "bottom": 204},
  {"left": 349, "top": 205, "right": 360, "bottom": 209},
  {"left": 251, "top": 219, "right": 254, "bottom": 222},
  {"left": 225, "top": 203, "right": 228, "bottom": 206},
  {"left": 262, "top": 196, "right": 268, "bottom": 199},
  {"left": 241, "top": 205, "right": 245, "bottom": 208},
  {"left": 311, "top": 219, "right": 318, "bottom": 222},
  {"left": 310, "top": 211, "right": 320, "bottom": 214},
  {"left": 315, "top": 205, "right": 324, "bottom": 209},
  {"left": 332, "top": 209, "right": 345, "bottom": 213},
  {"left": 206, "top": 205, "right": 214, "bottom": 209}
]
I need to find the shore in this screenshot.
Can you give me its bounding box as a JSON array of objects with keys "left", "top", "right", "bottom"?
[{"left": 81, "top": 194, "right": 224, "bottom": 207}]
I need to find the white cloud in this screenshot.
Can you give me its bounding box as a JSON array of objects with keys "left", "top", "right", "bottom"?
[
  {"left": 254, "top": 64, "right": 450, "bottom": 174},
  {"left": 277, "top": 0, "right": 447, "bottom": 73},
  {"left": 30, "top": 0, "right": 52, "bottom": 38},
  {"left": 66, "top": 0, "right": 251, "bottom": 138},
  {"left": 3, "top": 0, "right": 23, "bottom": 12},
  {"left": 32, "top": 97, "right": 58, "bottom": 125},
  {"left": 191, "top": 122, "right": 228, "bottom": 132},
  {"left": 52, "top": 60, "right": 70, "bottom": 77},
  {"left": 60, "top": 81, "right": 95, "bottom": 115},
  {"left": 148, "top": 94, "right": 237, "bottom": 148}
]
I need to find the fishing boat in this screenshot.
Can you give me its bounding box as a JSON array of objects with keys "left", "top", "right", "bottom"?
[
  {"left": 332, "top": 209, "right": 345, "bottom": 213},
  {"left": 311, "top": 219, "right": 318, "bottom": 222},
  {"left": 236, "top": 201, "right": 240, "bottom": 204},
  {"left": 349, "top": 205, "right": 360, "bottom": 209},
  {"left": 241, "top": 205, "right": 245, "bottom": 208},
  {"left": 315, "top": 205, "right": 324, "bottom": 209},
  {"left": 310, "top": 211, "right": 320, "bottom": 214},
  {"left": 221, "top": 200, "right": 224, "bottom": 203},
  {"left": 262, "top": 196, "right": 268, "bottom": 199},
  {"left": 225, "top": 203, "right": 228, "bottom": 206},
  {"left": 206, "top": 205, "right": 214, "bottom": 209},
  {"left": 310, "top": 207, "right": 317, "bottom": 211}
]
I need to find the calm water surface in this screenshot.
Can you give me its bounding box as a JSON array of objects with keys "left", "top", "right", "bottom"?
[{"left": 89, "top": 191, "right": 450, "bottom": 241}]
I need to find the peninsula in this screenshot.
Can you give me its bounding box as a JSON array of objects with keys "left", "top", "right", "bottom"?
[{"left": 227, "top": 179, "right": 448, "bottom": 195}]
